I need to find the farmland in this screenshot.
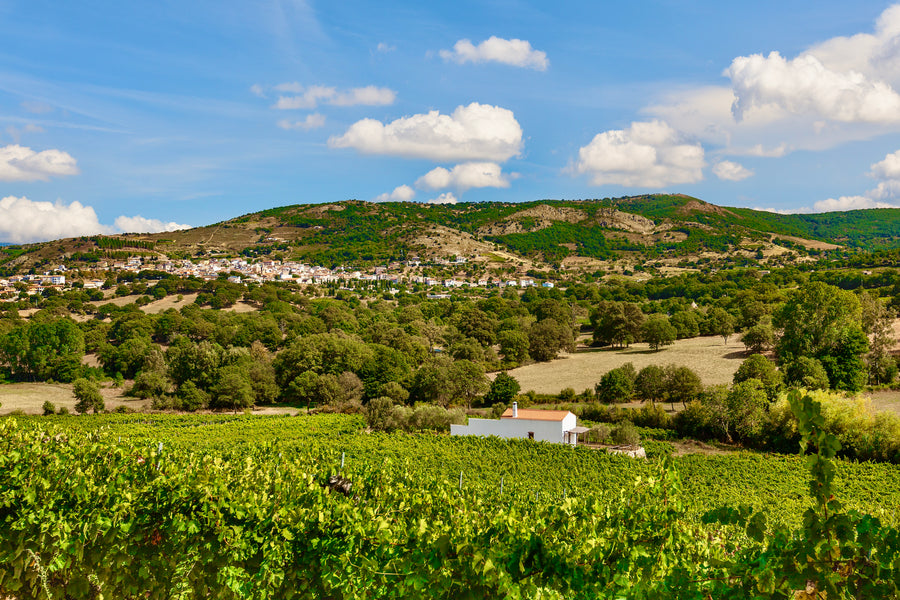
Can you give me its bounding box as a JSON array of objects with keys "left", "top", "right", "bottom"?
[{"left": 3, "top": 404, "right": 900, "bottom": 598}]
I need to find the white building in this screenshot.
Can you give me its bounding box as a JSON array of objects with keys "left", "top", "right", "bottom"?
[{"left": 450, "top": 403, "right": 586, "bottom": 445}]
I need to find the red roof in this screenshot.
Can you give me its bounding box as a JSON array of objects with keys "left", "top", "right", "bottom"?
[{"left": 500, "top": 408, "right": 572, "bottom": 422}]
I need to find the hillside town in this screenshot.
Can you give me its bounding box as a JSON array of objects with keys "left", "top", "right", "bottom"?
[{"left": 0, "top": 254, "right": 554, "bottom": 300}]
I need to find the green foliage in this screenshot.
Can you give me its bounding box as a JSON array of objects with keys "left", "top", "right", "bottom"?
[
  {"left": 72, "top": 378, "right": 104, "bottom": 413},
  {"left": 611, "top": 420, "right": 641, "bottom": 446},
  {"left": 733, "top": 354, "right": 782, "bottom": 401},
  {"left": 485, "top": 371, "right": 520, "bottom": 406},
  {"left": 595, "top": 365, "right": 635, "bottom": 403},
  {"left": 640, "top": 315, "right": 676, "bottom": 351}
]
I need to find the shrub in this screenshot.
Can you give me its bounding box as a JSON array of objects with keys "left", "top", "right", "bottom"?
[
  {"left": 611, "top": 421, "right": 641, "bottom": 446},
  {"left": 56, "top": 406, "right": 70, "bottom": 415},
  {"left": 42, "top": 401, "right": 56, "bottom": 416}
]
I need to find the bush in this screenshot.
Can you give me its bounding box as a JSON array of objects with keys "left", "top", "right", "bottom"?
[
  {"left": 42, "top": 401, "right": 56, "bottom": 416},
  {"left": 674, "top": 401, "right": 716, "bottom": 440},
  {"left": 611, "top": 421, "right": 641, "bottom": 446},
  {"left": 56, "top": 406, "right": 69, "bottom": 415},
  {"left": 631, "top": 403, "right": 672, "bottom": 429},
  {"left": 587, "top": 424, "right": 611, "bottom": 444}
]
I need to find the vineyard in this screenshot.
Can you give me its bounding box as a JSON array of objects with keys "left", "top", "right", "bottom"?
[{"left": 3, "top": 395, "right": 900, "bottom": 598}]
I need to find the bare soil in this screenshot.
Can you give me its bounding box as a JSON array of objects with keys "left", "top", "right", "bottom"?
[{"left": 503, "top": 334, "right": 747, "bottom": 394}]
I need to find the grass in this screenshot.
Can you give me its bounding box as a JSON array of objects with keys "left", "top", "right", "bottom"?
[{"left": 505, "top": 334, "right": 749, "bottom": 395}]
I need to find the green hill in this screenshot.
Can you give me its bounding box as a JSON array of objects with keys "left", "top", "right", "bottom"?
[{"left": 4, "top": 194, "right": 900, "bottom": 274}]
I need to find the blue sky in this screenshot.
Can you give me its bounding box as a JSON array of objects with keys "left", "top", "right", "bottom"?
[{"left": 3, "top": 1, "right": 900, "bottom": 242}]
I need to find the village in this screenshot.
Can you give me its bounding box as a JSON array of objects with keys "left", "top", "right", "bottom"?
[{"left": 0, "top": 254, "right": 557, "bottom": 300}]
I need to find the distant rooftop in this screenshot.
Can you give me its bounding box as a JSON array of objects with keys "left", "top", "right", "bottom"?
[{"left": 500, "top": 408, "right": 571, "bottom": 422}]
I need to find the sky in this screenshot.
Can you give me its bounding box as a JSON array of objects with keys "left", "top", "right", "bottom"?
[{"left": 4, "top": 1, "right": 900, "bottom": 242}]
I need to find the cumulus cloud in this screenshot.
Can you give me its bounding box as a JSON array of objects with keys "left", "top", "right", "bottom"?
[
  {"left": 439, "top": 36, "right": 549, "bottom": 71},
  {"left": 870, "top": 149, "right": 900, "bottom": 179},
  {"left": 273, "top": 84, "right": 395, "bottom": 109},
  {"left": 374, "top": 185, "right": 416, "bottom": 202},
  {"left": 0, "top": 196, "right": 109, "bottom": 243},
  {"left": 0, "top": 144, "right": 79, "bottom": 182},
  {"left": 329, "top": 102, "right": 523, "bottom": 162},
  {"left": 277, "top": 114, "right": 326, "bottom": 131},
  {"left": 249, "top": 84, "right": 266, "bottom": 98},
  {"left": 376, "top": 42, "right": 395, "bottom": 53},
  {"left": 644, "top": 6, "right": 900, "bottom": 157},
  {"left": 0, "top": 196, "right": 191, "bottom": 243},
  {"left": 426, "top": 192, "right": 458, "bottom": 205},
  {"left": 813, "top": 147, "right": 900, "bottom": 211},
  {"left": 712, "top": 160, "right": 754, "bottom": 181},
  {"left": 806, "top": 5, "right": 900, "bottom": 86},
  {"left": 114, "top": 215, "right": 191, "bottom": 234},
  {"left": 571, "top": 120, "right": 705, "bottom": 187},
  {"left": 726, "top": 51, "right": 900, "bottom": 123},
  {"left": 416, "top": 162, "right": 513, "bottom": 192}
]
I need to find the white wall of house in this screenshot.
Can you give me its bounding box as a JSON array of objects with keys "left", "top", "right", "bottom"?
[{"left": 451, "top": 413, "right": 577, "bottom": 445}]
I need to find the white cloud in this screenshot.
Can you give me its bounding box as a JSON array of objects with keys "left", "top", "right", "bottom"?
[
  {"left": 114, "top": 215, "right": 191, "bottom": 233},
  {"left": 0, "top": 196, "right": 109, "bottom": 243},
  {"left": 273, "top": 85, "right": 336, "bottom": 110},
  {"left": 376, "top": 42, "right": 396, "bottom": 53},
  {"left": 806, "top": 5, "right": 900, "bottom": 86},
  {"left": 814, "top": 147, "right": 900, "bottom": 211},
  {"left": 416, "top": 162, "right": 513, "bottom": 191},
  {"left": 249, "top": 84, "right": 266, "bottom": 98},
  {"left": 374, "top": 185, "right": 416, "bottom": 202},
  {"left": 277, "top": 114, "right": 326, "bottom": 130},
  {"left": 870, "top": 149, "right": 900, "bottom": 179},
  {"left": 439, "top": 36, "right": 549, "bottom": 71},
  {"left": 426, "top": 192, "right": 458, "bottom": 205},
  {"left": 571, "top": 120, "right": 705, "bottom": 187},
  {"left": 712, "top": 160, "right": 753, "bottom": 181},
  {"left": 644, "top": 6, "right": 900, "bottom": 157},
  {"left": 813, "top": 195, "right": 893, "bottom": 211},
  {"left": 272, "top": 84, "right": 395, "bottom": 109},
  {"left": 329, "top": 102, "right": 523, "bottom": 162},
  {"left": 0, "top": 196, "right": 191, "bottom": 243},
  {"left": 0, "top": 144, "right": 79, "bottom": 182},
  {"left": 726, "top": 51, "right": 900, "bottom": 123},
  {"left": 331, "top": 85, "right": 396, "bottom": 107}
]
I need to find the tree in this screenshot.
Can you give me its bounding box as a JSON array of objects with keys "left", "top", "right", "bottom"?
[
  {"left": 741, "top": 323, "right": 774, "bottom": 354},
  {"left": 447, "top": 360, "right": 489, "bottom": 408},
  {"left": 634, "top": 364, "right": 667, "bottom": 404},
  {"left": 484, "top": 372, "right": 520, "bottom": 406},
  {"left": 670, "top": 310, "right": 699, "bottom": 339},
  {"left": 528, "top": 318, "right": 573, "bottom": 362},
  {"left": 210, "top": 366, "right": 255, "bottom": 412},
  {"left": 590, "top": 302, "right": 644, "bottom": 348},
  {"left": 595, "top": 367, "right": 634, "bottom": 403},
  {"left": 775, "top": 282, "right": 869, "bottom": 392},
  {"left": 733, "top": 354, "right": 782, "bottom": 401},
  {"left": 665, "top": 365, "right": 703, "bottom": 409},
  {"left": 705, "top": 307, "right": 735, "bottom": 343},
  {"left": 783, "top": 356, "right": 830, "bottom": 390},
  {"left": 640, "top": 316, "right": 676, "bottom": 351},
  {"left": 498, "top": 329, "right": 530, "bottom": 364},
  {"left": 73, "top": 378, "right": 104, "bottom": 414}
]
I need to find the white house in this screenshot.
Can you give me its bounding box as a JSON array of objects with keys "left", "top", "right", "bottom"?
[{"left": 451, "top": 403, "right": 586, "bottom": 445}]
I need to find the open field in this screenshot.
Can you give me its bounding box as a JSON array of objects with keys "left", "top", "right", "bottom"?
[
  {"left": 0, "top": 382, "right": 297, "bottom": 416},
  {"left": 506, "top": 334, "right": 747, "bottom": 394}
]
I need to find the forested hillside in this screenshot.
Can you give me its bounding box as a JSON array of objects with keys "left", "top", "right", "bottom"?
[{"left": 6, "top": 194, "right": 900, "bottom": 272}]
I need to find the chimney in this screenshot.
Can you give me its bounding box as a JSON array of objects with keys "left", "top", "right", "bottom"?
[{"left": 512, "top": 401, "right": 518, "bottom": 418}]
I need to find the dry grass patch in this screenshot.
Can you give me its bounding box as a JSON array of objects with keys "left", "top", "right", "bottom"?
[
  {"left": 504, "top": 334, "right": 747, "bottom": 395},
  {"left": 0, "top": 382, "right": 140, "bottom": 415}
]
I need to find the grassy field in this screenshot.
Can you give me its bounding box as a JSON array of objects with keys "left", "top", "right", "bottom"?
[
  {"left": 0, "top": 382, "right": 296, "bottom": 416},
  {"left": 507, "top": 334, "right": 747, "bottom": 395}
]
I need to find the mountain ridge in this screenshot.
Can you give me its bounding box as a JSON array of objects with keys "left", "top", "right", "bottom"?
[{"left": 2, "top": 194, "right": 898, "bottom": 275}]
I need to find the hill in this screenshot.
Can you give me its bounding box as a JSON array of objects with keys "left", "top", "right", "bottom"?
[{"left": 3, "top": 194, "right": 899, "bottom": 275}]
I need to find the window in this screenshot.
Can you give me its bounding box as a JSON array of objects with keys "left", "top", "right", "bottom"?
[{"left": 528, "top": 432, "right": 534, "bottom": 440}]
